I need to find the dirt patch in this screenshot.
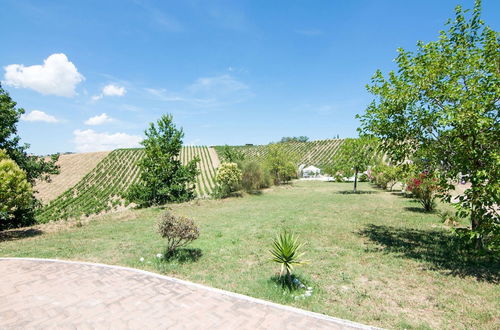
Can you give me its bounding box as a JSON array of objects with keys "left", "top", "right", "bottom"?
[{"left": 35, "top": 151, "right": 110, "bottom": 204}]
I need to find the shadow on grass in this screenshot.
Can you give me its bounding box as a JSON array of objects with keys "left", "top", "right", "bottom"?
[
  {"left": 336, "top": 190, "right": 378, "bottom": 195},
  {"left": 358, "top": 224, "right": 499, "bottom": 283},
  {"left": 269, "top": 273, "right": 309, "bottom": 291},
  {"left": 0, "top": 228, "right": 43, "bottom": 242},
  {"left": 164, "top": 248, "right": 202, "bottom": 263},
  {"left": 404, "top": 206, "right": 436, "bottom": 214}
]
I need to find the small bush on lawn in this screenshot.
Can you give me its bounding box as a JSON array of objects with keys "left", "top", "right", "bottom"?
[
  {"left": 157, "top": 211, "right": 200, "bottom": 255},
  {"left": 406, "top": 172, "right": 439, "bottom": 212},
  {"left": 270, "top": 230, "right": 305, "bottom": 287},
  {"left": 213, "top": 162, "right": 242, "bottom": 198},
  {"left": 240, "top": 160, "right": 271, "bottom": 192}
]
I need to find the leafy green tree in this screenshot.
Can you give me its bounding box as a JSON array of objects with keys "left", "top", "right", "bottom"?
[
  {"left": 357, "top": 1, "right": 499, "bottom": 244},
  {"left": 279, "top": 136, "right": 309, "bottom": 143},
  {"left": 0, "top": 150, "right": 35, "bottom": 229},
  {"left": 327, "top": 137, "right": 378, "bottom": 192},
  {"left": 0, "top": 83, "right": 59, "bottom": 184},
  {"left": 264, "top": 143, "right": 298, "bottom": 185},
  {"left": 218, "top": 145, "right": 245, "bottom": 164},
  {"left": 126, "top": 114, "right": 199, "bottom": 207}
]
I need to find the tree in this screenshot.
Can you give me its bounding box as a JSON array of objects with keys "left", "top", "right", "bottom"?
[
  {"left": 327, "top": 137, "right": 378, "bottom": 192},
  {"left": 0, "top": 150, "right": 35, "bottom": 229},
  {"left": 279, "top": 136, "right": 309, "bottom": 143},
  {"left": 0, "top": 83, "right": 59, "bottom": 185},
  {"left": 264, "top": 143, "right": 298, "bottom": 185},
  {"left": 218, "top": 145, "right": 245, "bottom": 164},
  {"left": 126, "top": 114, "right": 199, "bottom": 207},
  {"left": 357, "top": 1, "right": 499, "bottom": 245}
]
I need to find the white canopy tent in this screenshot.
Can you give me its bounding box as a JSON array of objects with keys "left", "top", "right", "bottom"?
[{"left": 301, "top": 165, "right": 321, "bottom": 178}]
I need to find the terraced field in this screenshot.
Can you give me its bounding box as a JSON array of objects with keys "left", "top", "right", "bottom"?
[
  {"left": 37, "top": 147, "right": 219, "bottom": 223},
  {"left": 216, "top": 139, "right": 345, "bottom": 168}
]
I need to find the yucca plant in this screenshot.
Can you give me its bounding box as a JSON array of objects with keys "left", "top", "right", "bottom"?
[{"left": 270, "top": 230, "right": 305, "bottom": 285}]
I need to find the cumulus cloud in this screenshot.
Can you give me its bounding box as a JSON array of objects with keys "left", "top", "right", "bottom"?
[
  {"left": 21, "top": 110, "right": 59, "bottom": 123},
  {"left": 73, "top": 129, "right": 142, "bottom": 152},
  {"left": 84, "top": 113, "right": 114, "bottom": 126},
  {"left": 3, "top": 53, "right": 84, "bottom": 97},
  {"left": 92, "top": 84, "right": 126, "bottom": 101}
]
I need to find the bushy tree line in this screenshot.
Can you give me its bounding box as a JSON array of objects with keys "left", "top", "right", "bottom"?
[
  {"left": 0, "top": 84, "right": 59, "bottom": 230},
  {"left": 358, "top": 0, "right": 499, "bottom": 250}
]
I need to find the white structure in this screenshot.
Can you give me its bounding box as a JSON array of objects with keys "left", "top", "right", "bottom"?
[{"left": 301, "top": 165, "right": 321, "bottom": 178}]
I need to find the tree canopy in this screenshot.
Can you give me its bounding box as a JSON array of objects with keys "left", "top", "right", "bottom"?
[
  {"left": 0, "top": 83, "right": 59, "bottom": 184},
  {"left": 327, "top": 137, "right": 379, "bottom": 192},
  {"left": 358, "top": 0, "right": 499, "bottom": 245},
  {"left": 126, "top": 114, "right": 199, "bottom": 207}
]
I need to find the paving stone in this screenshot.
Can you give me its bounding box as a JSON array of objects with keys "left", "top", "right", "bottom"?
[{"left": 0, "top": 258, "right": 374, "bottom": 329}]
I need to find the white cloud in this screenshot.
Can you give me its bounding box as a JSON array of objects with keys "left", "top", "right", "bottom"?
[
  {"left": 21, "top": 110, "right": 59, "bottom": 123},
  {"left": 73, "top": 129, "right": 142, "bottom": 152},
  {"left": 103, "top": 84, "right": 126, "bottom": 96},
  {"left": 3, "top": 53, "right": 84, "bottom": 97},
  {"left": 146, "top": 74, "right": 252, "bottom": 108},
  {"left": 92, "top": 84, "right": 126, "bottom": 101},
  {"left": 84, "top": 113, "right": 114, "bottom": 126}
]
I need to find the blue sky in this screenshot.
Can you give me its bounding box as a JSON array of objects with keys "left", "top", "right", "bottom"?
[{"left": 1, "top": 0, "right": 498, "bottom": 154}]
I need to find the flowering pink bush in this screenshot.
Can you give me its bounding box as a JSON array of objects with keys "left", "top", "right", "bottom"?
[{"left": 406, "top": 172, "right": 439, "bottom": 211}]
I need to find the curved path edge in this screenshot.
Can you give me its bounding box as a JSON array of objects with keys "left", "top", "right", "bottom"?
[{"left": 1, "top": 257, "right": 378, "bottom": 329}]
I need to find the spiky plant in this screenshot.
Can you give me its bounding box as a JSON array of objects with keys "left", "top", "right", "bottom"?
[{"left": 270, "top": 230, "right": 305, "bottom": 284}]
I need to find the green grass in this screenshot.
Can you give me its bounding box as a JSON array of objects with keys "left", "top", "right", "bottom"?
[{"left": 2, "top": 181, "right": 498, "bottom": 329}]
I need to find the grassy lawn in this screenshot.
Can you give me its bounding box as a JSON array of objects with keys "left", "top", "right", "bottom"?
[{"left": 1, "top": 181, "right": 498, "bottom": 329}]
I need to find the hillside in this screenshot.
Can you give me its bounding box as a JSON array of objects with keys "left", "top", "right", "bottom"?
[
  {"left": 37, "top": 146, "right": 219, "bottom": 223},
  {"left": 216, "top": 139, "right": 345, "bottom": 169},
  {"left": 35, "top": 151, "right": 110, "bottom": 204}
]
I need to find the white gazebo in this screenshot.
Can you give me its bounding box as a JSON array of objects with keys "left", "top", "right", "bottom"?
[{"left": 302, "top": 165, "right": 321, "bottom": 178}]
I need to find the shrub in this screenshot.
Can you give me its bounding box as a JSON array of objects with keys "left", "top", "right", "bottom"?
[
  {"left": 358, "top": 173, "right": 369, "bottom": 182},
  {"left": 264, "top": 144, "right": 298, "bottom": 185},
  {"left": 0, "top": 149, "right": 36, "bottom": 230},
  {"left": 240, "top": 160, "right": 271, "bottom": 192},
  {"left": 270, "top": 230, "right": 305, "bottom": 285},
  {"left": 213, "top": 162, "right": 242, "bottom": 198},
  {"left": 157, "top": 211, "right": 200, "bottom": 254},
  {"left": 406, "top": 172, "right": 439, "bottom": 212}
]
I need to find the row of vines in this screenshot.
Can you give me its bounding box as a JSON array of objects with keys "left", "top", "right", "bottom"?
[
  {"left": 217, "top": 139, "right": 345, "bottom": 168},
  {"left": 38, "top": 147, "right": 218, "bottom": 223}
]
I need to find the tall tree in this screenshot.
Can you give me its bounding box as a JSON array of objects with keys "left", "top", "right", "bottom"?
[
  {"left": 0, "top": 83, "right": 59, "bottom": 184},
  {"left": 126, "top": 114, "right": 199, "bottom": 207},
  {"left": 327, "top": 137, "right": 378, "bottom": 192},
  {"left": 264, "top": 143, "right": 298, "bottom": 185},
  {"left": 358, "top": 1, "right": 499, "bottom": 245}
]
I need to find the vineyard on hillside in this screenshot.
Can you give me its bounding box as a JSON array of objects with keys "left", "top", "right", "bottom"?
[
  {"left": 215, "top": 139, "right": 345, "bottom": 169},
  {"left": 37, "top": 146, "right": 218, "bottom": 223}
]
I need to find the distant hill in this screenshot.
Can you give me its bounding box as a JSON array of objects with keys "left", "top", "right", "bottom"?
[
  {"left": 214, "top": 139, "right": 345, "bottom": 168},
  {"left": 37, "top": 146, "right": 220, "bottom": 223}
]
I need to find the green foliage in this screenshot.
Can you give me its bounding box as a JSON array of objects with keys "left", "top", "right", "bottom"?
[
  {"left": 240, "top": 160, "right": 272, "bottom": 192},
  {"left": 0, "top": 83, "right": 59, "bottom": 185},
  {"left": 0, "top": 149, "right": 36, "bottom": 229},
  {"left": 126, "top": 114, "right": 199, "bottom": 207},
  {"left": 217, "top": 145, "right": 245, "bottom": 164},
  {"left": 406, "top": 172, "right": 439, "bottom": 212},
  {"left": 270, "top": 230, "right": 305, "bottom": 283},
  {"left": 326, "top": 137, "right": 379, "bottom": 192},
  {"left": 213, "top": 162, "right": 242, "bottom": 198},
  {"left": 157, "top": 211, "right": 200, "bottom": 254},
  {"left": 264, "top": 144, "right": 298, "bottom": 185},
  {"left": 358, "top": 1, "right": 499, "bottom": 242},
  {"left": 279, "top": 136, "right": 309, "bottom": 143}
]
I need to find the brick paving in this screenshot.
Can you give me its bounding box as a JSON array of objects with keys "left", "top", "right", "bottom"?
[{"left": 0, "top": 258, "right": 373, "bottom": 329}]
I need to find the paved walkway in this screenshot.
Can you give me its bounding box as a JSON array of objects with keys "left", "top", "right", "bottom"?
[{"left": 0, "top": 258, "right": 373, "bottom": 329}]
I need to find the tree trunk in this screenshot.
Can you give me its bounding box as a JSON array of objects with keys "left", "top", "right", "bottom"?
[{"left": 354, "top": 169, "right": 358, "bottom": 193}]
